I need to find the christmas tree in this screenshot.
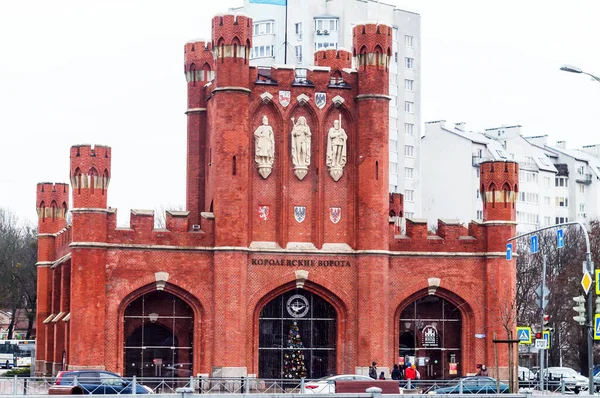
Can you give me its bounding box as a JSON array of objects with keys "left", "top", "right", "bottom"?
[{"left": 282, "top": 320, "right": 307, "bottom": 379}]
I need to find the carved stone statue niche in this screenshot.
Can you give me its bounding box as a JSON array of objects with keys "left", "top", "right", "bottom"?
[
  {"left": 326, "top": 115, "right": 347, "bottom": 181},
  {"left": 254, "top": 115, "right": 275, "bottom": 179},
  {"left": 290, "top": 116, "right": 311, "bottom": 180}
]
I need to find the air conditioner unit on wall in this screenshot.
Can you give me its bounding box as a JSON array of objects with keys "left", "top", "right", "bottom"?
[{"left": 324, "top": 30, "right": 329, "bottom": 35}]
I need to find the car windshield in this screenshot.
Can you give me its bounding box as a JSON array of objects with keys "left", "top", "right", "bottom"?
[{"left": 550, "top": 368, "right": 577, "bottom": 377}]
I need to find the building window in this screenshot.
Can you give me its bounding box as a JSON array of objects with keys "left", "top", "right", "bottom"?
[
  {"left": 476, "top": 210, "right": 483, "bottom": 220},
  {"left": 390, "top": 72, "right": 398, "bottom": 86},
  {"left": 405, "top": 35, "right": 414, "bottom": 47},
  {"left": 389, "top": 117, "right": 398, "bottom": 130},
  {"left": 405, "top": 57, "right": 414, "bottom": 69},
  {"left": 555, "top": 177, "right": 568, "bottom": 187},
  {"left": 405, "top": 167, "right": 414, "bottom": 179},
  {"left": 404, "top": 101, "right": 414, "bottom": 113},
  {"left": 544, "top": 216, "right": 551, "bottom": 226},
  {"left": 251, "top": 45, "right": 275, "bottom": 59},
  {"left": 476, "top": 189, "right": 480, "bottom": 199},
  {"left": 405, "top": 79, "right": 414, "bottom": 91},
  {"left": 390, "top": 139, "right": 398, "bottom": 152},
  {"left": 405, "top": 123, "right": 414, "bottom": 136},
  {"left": 253, "top": 21, "right": 274, "bottom": 36},
  {"left": 544, "top": 176, "right": 551, "bottom": 187},
  {"left": 579, "top": 184, "right": 585, "bottom": 193},
  {"left": 544, "top": 196, "right": 551, "bottom": 206},
  {"left": 315, "top": 18, "right": 338, "bottom": 32},
  {"left": 295, "top": 46, "right": 302, "bottom": 64},
  {"left": 294, "top": 68, "right": 308, "bottom": 83},
  {"left": 406, "top": 212, "right": 414, "bottom": 218},
  {"left": 390, "top": 162, "right": 398, "bottom": 174},
  {"left": 405, "top": 145, "right": 414, "bottom": 157},
  {"left": 555, "top": 197, "right": 568, "bottom": 207},
  {"left": 295, "top": 22, "right": 303, "bottom": 40},
  {"left": 476, "top": 169, "right": 480, "bottom": 178},
  {"left": 314, "top": 42, "right": 337, "bottom": 51},
  {"left": 580, "top": 203, "right": 586, "bottom": 213},
  {"left": 405, "top": 189, "right": 414, "bottom": 202},
  {"left": 390, "top": 185, "right": 397, "bottom": 193},
  {"left": 556, "top": 217, "right": 569, "bottom": 224}
]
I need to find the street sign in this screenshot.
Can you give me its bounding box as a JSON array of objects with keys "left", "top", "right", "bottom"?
[
  {"left": 582, "top": 271, "right": 592, "bottom": 295},
  {"left": 595, "top": 315, "right": 600, "bottom": 341},
  {"left": 535, "top": 339, "right": 546, "bottom": 349},
  {"left": 596, "top": 270, "right": 600, "bottom": 295},
  {"left": 557, "top": 229, "right": 564, "bottom": 248},
  {"left": 506, "top": 243, "right": 513, "bottom": 261},
  {"left": 530, "top": 235, "right": 539, "bottom": 254},
  {"left": 516, "top": 326, "right": 532, "bottom": 344},
  {"left": 543, "top": 330, "right": 551, "bottom": 349}
]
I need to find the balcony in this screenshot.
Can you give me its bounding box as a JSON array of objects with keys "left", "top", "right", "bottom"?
[
  {"left": 576, "top": 173, "right": 593, "bottom": 185},
  {"left": 472, "top": 155, "right": 491, "bottom": 167}
]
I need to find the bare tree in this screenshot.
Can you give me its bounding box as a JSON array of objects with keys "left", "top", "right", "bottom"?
[{"left": 154, "top": 203, "right": 185, "bottom": 229}]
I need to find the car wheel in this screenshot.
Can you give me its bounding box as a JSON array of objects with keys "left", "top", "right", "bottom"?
[{"left": 574, "top": 387, "right": 581, "bottom": 394}]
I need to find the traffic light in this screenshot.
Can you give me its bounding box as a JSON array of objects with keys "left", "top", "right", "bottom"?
[
  {"left": 595, "top": 296, "right": 600, "bottom": 314},
  {"left": 573, "top": 295, "right": 586, "bottom": 325},
  {"left": 534, "top": 332, "right": 543, "bottom": 339},
  {"left": 543, "top": 314, "right": 550, "bottom": 327}
]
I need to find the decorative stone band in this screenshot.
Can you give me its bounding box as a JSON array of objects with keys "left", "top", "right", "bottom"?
[
  {"left": 484, "top": 190, "right": 516, "bottom": 204},
  {"left": 37, "top": 226, "right": 70, "bottom": 238},
  {"left": 51, "top": 253, "right": 71, "bottom": 269},
  {"left": 355, "top": 94, "right": 392, "bottom": 101},
  {"left": 70, "top": 173, "right": 110, "bottom": 191},
  {"left": 36, "top": 206, "right": 67, "bottom": 220},
  {"left": 70, "top": 208, "right": 112, "bottom": 213},
  {"left": 185, "top": 108, "right": 207, "bottom": 114},
  {"left": 67, "top": 241, "right": 508, "bottom": 257},
  {"left": 482, "top": 220, "right": 518, "bottom": 226},
  {"left": 212, "top": 44, "right": 248, "bottom": 60},
  {"left": 35, "top": 261, "right": 54, "bottom": 267},
  {"left": 212, "top": 86, "right": 252, "bottom": 95},
  {"left": 185, "top": 69, "right": 215, "bottom": 84},
  {"left": 354, "top": 53, "right": 390, "bottom": 68}
]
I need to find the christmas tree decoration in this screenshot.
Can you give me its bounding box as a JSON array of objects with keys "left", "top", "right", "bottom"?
[{"left": 282, "top": 320, "right": 307, "bottom": 379}]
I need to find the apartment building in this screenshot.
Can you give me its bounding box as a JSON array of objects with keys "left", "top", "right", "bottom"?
[
  {"left": 421, "top": 121, "right": 563, "bottom": 233},
  {"left": 231, "top": 0, "right": 422, "bottom": 218}
]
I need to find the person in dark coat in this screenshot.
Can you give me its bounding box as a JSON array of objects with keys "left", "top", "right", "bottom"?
[
  {"left": 368, "top": 361, "right": 378, "bottom": 379},
  {"left": 477, "top": 365, "right": 489, "bottom": 376},
  {"left": 379, "top": 371, "right": 385, "bottom": 380},
  {"left": 391, "top": 364, "right": 401, "bottom": 380}
]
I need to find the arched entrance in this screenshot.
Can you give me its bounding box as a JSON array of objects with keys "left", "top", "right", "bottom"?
[
  {"left": 258, "top": 289, "right": 336, "bottom": 379},
  {"left": 123, "top": 290, "right": 194, "bottom": 377},
  {"left": 399, "top": 295, "right": 462, "bottom": 379}
]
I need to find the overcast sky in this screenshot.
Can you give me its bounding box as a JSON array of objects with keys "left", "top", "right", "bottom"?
[{"left": 1, "top": 0, "right": 599, "bottom": 227}]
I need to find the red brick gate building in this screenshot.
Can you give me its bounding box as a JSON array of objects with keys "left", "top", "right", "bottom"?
[{"left": 35, "top": 13, "right": 518, "bottom": 379}]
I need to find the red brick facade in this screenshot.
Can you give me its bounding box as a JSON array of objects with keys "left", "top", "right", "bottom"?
[{"left": 35, "top": 14, "right": 518, "bottom": 379}]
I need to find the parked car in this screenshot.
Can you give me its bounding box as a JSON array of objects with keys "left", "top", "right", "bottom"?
[
  {"left": 433, "top": 376, "right": 509, "bottom": 394},
  {"left": 518, "top": 366, "right": 536, "bottom": 381},
  {"left": 163, "top": 363, "right": 192, "bottom": 378},
  {"left": 543, "top": 367, "right": 588, "bottom": 394},
  {"left": 50, "top": 370, "right": 153, "bottom": 394},
  {"left": 303, "top": 374, "right": 375, "bottom": 394}
]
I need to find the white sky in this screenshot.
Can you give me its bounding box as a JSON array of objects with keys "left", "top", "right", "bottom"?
[{"left": 1, "top": 0, "right": 599, "bottom": 226}]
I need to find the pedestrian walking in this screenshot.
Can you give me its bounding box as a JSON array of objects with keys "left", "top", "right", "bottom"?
[{"left": 369, "top": 361, "right": 378, "bottom": 379}]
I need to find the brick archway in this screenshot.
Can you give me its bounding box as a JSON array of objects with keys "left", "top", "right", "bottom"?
[
  {"left": 394, "top": 288, "right": 475, "bottom": 379},
  {"left": 251, "top": 280, "right": 349, "bottom": 376},
  {"left": 116, "top": 284, "right": 205, "bottom": 376}
]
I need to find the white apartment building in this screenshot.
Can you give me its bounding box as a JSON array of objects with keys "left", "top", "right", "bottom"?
[
  {"left": 230, "top": 0, "right": 422, "bottom": 218},
  {"left": 421, "top": 121, "right": 560, "bottom": 233}
]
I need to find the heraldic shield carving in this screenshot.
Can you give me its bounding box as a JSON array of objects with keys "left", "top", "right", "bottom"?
[
  {"left": 329, "top": 207, "right": 341, "bottom": 224},
  {"left": 294, "top": 206, "right": 306, "bottom": 223}
]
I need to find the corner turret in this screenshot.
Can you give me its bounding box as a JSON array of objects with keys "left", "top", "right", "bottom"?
[
  {"left": 353, "top": 23, "right": 392, "bottom": 95},
  {"left": 70, "top": 145, "right": 111, "bottom": 209},
  {"left": 314, "top": 48, "right": 352, "bottom": 70},
  {"left": 36, "top": 183, "right": 69, "bottom": 235},
  {"left": 480, "top": 161, "right": 518, "bottom": 222},
  {"left": 184, "top": 40, "right": 214, "bottom": 225},
  {"left": 211, "top": 13, "right": 252, "bottom": 89}
]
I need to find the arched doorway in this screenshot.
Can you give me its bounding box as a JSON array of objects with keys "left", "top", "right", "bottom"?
[
  {"left": 123, "top": 290, "right": 194, "bottom": 377},
  {"left": 258, "top": 289, "right": 336, "bottom": 379},
  {"left": 399, "top": 295, "right": 462, "bottom": 379}
]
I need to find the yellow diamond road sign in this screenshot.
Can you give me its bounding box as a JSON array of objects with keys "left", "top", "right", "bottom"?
[{"left": 582, "top": 271, "right": 592, "bottom": 295}]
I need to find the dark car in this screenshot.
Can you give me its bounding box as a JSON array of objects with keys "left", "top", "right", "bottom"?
[
  {"left": 52, "top": 370, "right": 153, "bottom": 394},
  {"left": 434, "top": 376, "right": 509, "bottom": 394}
]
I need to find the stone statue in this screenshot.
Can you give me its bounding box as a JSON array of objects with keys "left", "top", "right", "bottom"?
[
  {"left": 326, "top": 117, "right": 347, "bottom": 181},
  {"left": 254, "top": 115, "right": 275, "bottom": 179},
  {"left": 290, "top": 116, "right": 311, "bottom": 180}
]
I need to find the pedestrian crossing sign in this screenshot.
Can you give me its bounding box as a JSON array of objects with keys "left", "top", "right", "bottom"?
[
  {"left": 595, "top": 315, "right": 600, "bottom": 341},
  {"left": 517, "top": 326, "right": 532, "bottom": 344},
  {"left": 543, "top": 330, "right": 551, "bottom": 349}
]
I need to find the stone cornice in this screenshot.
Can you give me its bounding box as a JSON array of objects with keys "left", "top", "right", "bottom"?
[
  {"left": 355, "top": 94, "right": 392, "bottom": 101},
  {"left": 212, "top": 87, "right": 252, "bottom": 95}
]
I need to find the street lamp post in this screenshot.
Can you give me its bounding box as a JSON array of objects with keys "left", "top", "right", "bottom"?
[{"left": 560, "top": 64, "right": 600, "bottom": 83}]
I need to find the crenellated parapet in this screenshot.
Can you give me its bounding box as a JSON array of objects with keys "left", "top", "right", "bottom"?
[
  {"left": 211, "top": 13, "right": 252, "bottom": 89},
  {"left": 479, "top": 161, "right": 518, "bottom": 222},
  {"left": 184, "top": 40, "right": 215, "bottom": 109},
  {"left": 314, "top": 48, "right": 352, "bottom": 72},
  {"left": 70, "top": 145, "right": 111, "bottom": 209},
  {"left": 104, "top": 209, "right": 215, "bottom": 247},
  {"left": 390, "top": 218, "right": 486, "bottom": 252},
  {"left": 36, "top": 183, "right": 69, "bottom": 234}
]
